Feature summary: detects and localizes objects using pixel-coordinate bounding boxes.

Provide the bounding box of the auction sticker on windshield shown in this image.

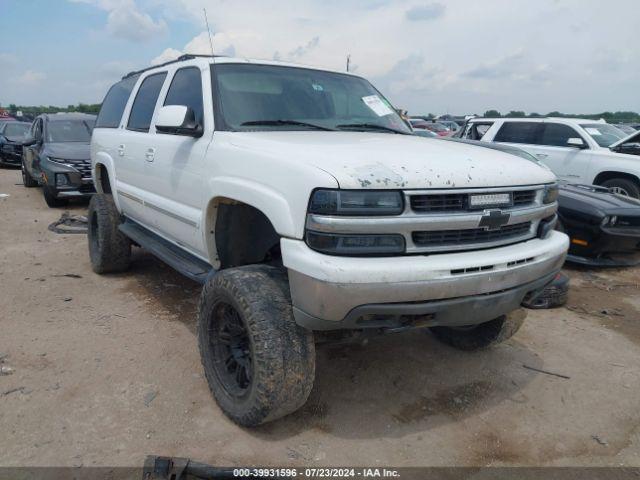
[362,95,394,116]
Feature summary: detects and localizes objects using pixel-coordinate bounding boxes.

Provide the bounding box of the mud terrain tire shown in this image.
[198,265,315,427]
[87,193,131,273]
[430,309,527,351]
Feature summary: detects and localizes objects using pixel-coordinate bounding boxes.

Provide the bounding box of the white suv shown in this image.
[460,117,640,197]
[89,54,568,426]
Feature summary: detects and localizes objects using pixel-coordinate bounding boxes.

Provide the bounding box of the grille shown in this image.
[616,216,640,228]
[410,190,537,213]
[513,190,537,206]
[412,222,532,247]
[63,158,92,178]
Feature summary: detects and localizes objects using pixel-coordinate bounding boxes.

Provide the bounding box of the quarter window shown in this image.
[96,75,139,128]
[163,67,204,127]
[127,72,167,132]
[540,123,582,147]
[494,122,542,144]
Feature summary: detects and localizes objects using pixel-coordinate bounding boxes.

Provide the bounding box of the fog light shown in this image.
[56,174,69,187]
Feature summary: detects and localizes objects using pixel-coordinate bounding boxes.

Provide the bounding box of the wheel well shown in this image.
[593,171,640,187]
[95,164,112,194]
[210,199,281,269]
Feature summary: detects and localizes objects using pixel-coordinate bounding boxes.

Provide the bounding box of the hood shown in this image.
[43,142,90,161]
[226,131,556,189]
[610,130,640,150]
[559,183,640,212]
[4,134,27,143]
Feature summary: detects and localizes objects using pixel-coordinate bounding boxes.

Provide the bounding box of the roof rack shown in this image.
[122,54,223,80]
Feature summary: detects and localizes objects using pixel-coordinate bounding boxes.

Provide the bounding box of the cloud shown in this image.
[12,70,47,86]
[71,0,167,41]
[288,36,320,59]
[405,3,445,21]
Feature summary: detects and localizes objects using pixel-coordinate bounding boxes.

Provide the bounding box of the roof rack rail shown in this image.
[122,54,223,80]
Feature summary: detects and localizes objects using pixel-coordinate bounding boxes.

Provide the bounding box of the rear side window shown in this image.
[163,67,204,127]
[127,72,167,132]
[95,75,139,128]
[494,122,542,144]
[540,123,582,147]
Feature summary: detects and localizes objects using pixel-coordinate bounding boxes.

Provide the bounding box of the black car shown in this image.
[442,137,640,266]
[0,121,30,166]
[22,113,96,207]
[556,184,640,266]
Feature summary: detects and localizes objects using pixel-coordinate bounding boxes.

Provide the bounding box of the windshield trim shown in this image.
[210,62,409,134]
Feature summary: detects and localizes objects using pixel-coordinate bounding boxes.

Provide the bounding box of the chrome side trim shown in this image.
[119,190,143,204]
[117,189,198,228]
[146,201,198,228]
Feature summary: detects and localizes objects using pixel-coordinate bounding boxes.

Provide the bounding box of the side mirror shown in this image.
[567,137,586,149]
[155,105,203,137]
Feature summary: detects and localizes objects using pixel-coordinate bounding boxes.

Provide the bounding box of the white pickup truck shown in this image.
[89,54,568,426]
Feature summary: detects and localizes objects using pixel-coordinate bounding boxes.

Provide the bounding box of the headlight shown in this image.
[601,215,617,226]
[306,231,405,255]
[543,184,559,204]
[308,189,404,216]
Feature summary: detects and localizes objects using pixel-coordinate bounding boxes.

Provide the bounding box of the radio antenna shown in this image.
[203,8,214,56]
[346,54,351,72]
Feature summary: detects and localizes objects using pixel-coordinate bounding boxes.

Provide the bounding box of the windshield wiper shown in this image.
[240,120,336,131]
[336,123,410,135]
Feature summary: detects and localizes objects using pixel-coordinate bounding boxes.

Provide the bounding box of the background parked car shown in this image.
[411,120,451,136]
[443,136,640,267]
[461,117,640,198]
[614,124,638,135]
[0,121,30,167]
[413,128,438,138]
[22,113,96,207]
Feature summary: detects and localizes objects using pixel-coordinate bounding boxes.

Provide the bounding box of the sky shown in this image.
[0,0,638,115]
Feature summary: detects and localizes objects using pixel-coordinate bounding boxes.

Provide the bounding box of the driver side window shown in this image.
[540,123,583,147]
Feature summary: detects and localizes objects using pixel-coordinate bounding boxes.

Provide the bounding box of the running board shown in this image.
[119,219,214,284]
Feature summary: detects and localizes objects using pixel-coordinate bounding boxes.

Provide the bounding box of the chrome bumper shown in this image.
[282,231,569,329]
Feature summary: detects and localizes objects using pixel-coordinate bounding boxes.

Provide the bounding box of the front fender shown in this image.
[92,151,119,210]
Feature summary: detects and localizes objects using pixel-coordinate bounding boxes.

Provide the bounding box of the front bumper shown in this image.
[41,158,95,196]
[282,231,569,330]
[0,145,22,164]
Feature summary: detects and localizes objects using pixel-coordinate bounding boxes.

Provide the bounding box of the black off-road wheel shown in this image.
[601,178,640,199]
[87,193,131,273]
[430,309,527,351]
[21,161,38,188]
[43,186,69,208]
[198,265,315,427]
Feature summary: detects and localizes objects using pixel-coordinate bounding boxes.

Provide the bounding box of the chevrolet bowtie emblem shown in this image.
[479,209,510,231]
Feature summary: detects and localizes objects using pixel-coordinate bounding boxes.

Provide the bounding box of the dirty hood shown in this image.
[227,131,556,189]
[43,142,91,161]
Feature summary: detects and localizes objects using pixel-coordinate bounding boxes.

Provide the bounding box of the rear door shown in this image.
[535,122,591,182]
[145,65,211,257]
[119,71,168,224]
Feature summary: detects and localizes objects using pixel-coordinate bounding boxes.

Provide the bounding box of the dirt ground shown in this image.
[1,167,639,468]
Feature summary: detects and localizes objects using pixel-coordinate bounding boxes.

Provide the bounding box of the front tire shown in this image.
[43,186,69,208]
[87,193,131,273]
[601,178,640,198]
[21,161,38,188]
[198,265,315,427]
[430,309,527,351]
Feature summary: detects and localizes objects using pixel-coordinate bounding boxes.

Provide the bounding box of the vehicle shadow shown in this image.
[124,250,542,441]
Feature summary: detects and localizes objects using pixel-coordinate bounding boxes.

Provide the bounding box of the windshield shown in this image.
[3,123,29,137]
[580,123,627,147]
[46,120,94,143]
[212,63,411,134]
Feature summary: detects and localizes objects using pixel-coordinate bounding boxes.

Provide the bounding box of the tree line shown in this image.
[482,110,640,123]
[1,103,101,116]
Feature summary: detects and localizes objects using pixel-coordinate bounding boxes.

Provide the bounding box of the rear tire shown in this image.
[21,161,38,188]
[601,178,640,198]
[43,186,69,208]
[87,193,131,273]
[430,309,527,351]
[198,265,315,427]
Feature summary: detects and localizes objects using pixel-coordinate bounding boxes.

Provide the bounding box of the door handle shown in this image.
[535,153,548,159]
[145,148,156,162]
[117,144,125,157]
